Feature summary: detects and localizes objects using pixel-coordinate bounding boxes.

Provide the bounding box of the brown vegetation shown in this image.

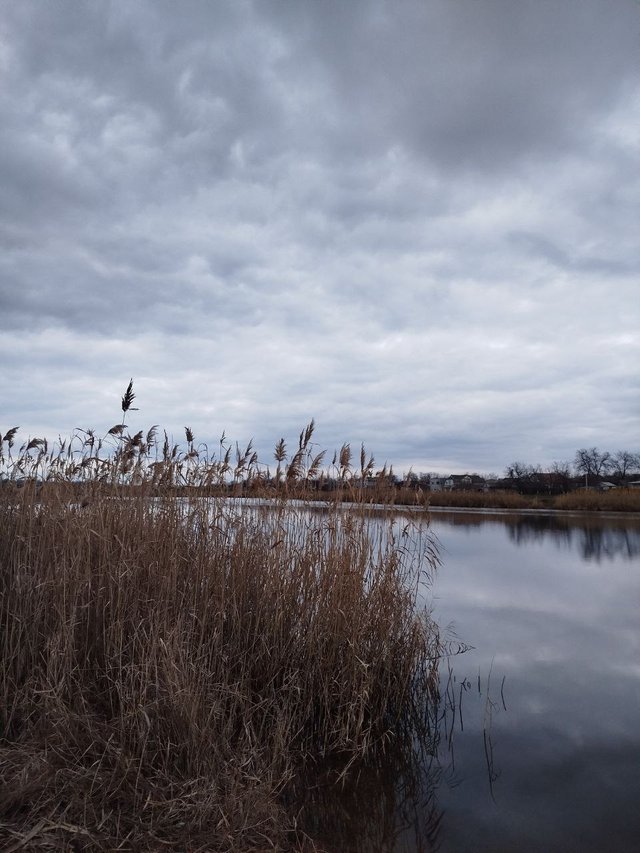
[424,488,640,513]
[553,488,640,513]
[425,490,530,510]
[0,393,442,851]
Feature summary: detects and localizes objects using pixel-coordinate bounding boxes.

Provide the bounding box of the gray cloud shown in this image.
[0,0,638,472]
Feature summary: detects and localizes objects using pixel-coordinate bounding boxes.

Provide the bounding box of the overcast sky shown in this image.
[1,0,638,475]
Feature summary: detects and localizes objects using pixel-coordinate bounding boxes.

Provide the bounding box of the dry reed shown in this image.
[425,490,530,510]
[553,488,640,513]
[0,387,442,851]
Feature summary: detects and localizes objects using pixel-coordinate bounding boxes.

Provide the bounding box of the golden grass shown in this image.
[425,490,531,510]
[0,400,442,851]
[336,487,640,514]
[553,488,640,513]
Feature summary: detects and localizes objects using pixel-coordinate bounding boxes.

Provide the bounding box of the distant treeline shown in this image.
[0,381,637,504]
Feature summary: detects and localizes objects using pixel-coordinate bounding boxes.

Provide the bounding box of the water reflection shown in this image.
[238,503,640,851]
[429,509,640,562]
[425,510,640,853]
[294,509,640,852]
[291,748,444,852]
[291,661,504,853]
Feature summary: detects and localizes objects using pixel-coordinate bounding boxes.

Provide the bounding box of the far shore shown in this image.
[424,504,640,519]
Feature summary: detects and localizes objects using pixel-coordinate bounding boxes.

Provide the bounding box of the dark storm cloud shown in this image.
[259,0,640,169]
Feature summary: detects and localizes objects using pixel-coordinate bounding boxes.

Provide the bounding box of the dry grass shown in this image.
[361,488,640,514]
[0,398,442,851]
[553,488,640,513]
[425,490,531,510]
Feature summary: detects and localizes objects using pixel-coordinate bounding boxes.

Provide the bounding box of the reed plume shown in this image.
[0,380,443,850]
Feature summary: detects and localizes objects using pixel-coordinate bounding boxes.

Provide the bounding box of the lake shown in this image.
[300,508,640,852]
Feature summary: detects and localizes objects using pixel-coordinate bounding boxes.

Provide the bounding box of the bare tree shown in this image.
[574,447,612,483]
[551,460,573,493]
[504,461,542,494]
[505,461,531,481]
[609,450,640,479]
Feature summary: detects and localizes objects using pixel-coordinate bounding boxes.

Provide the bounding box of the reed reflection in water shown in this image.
[290,659,502,853]
[291,508,640,853]
[425,510,640,853]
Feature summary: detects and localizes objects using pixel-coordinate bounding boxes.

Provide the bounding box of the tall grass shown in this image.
[425,490,530,510]
[0,392,442,850]
[553,488,640,513]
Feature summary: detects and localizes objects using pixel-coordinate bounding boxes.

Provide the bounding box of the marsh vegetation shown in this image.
[0,385,443,851]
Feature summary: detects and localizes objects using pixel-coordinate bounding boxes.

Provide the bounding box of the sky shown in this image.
[1,0,638,475]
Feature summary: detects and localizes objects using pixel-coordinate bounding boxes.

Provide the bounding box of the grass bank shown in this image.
[290,484,640,514]
[424,488,640,513]
[552,488,640,513]
[333,487,640,513]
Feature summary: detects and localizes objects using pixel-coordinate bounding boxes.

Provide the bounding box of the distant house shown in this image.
[429,476,444,492]
[446,474,486,492]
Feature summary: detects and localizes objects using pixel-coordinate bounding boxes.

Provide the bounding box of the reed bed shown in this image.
[349,488,640,513]
[553,488,640,513]
[0,387,442,851]
[425,490,530,510]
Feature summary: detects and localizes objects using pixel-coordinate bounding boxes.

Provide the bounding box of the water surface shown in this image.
[426,510,640,853]
[304,509,640,852]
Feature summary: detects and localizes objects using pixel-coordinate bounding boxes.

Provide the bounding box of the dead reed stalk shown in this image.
[0,387,442,851]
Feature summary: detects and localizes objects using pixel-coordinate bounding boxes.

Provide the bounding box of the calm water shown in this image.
[303,509,640,853]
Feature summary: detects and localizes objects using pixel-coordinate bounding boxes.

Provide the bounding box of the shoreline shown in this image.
[228,496,640,521]
[425,504,640,519]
